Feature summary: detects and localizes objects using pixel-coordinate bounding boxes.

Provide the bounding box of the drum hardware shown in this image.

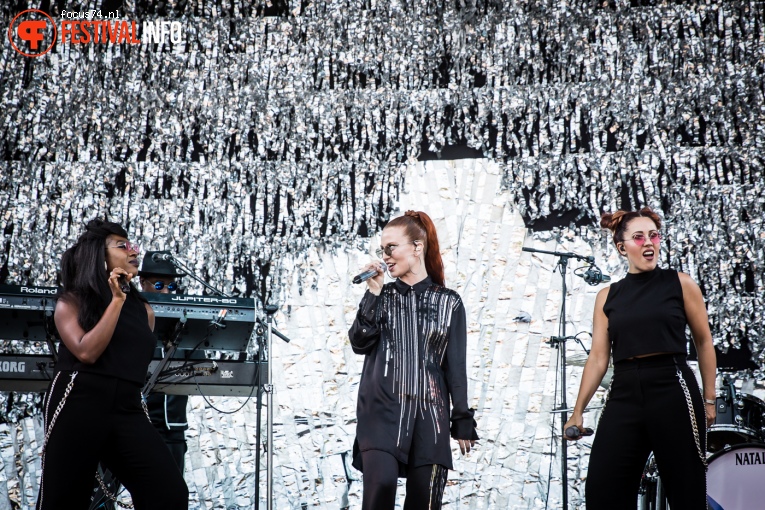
[641,375,765,509]
[706,375,765,453]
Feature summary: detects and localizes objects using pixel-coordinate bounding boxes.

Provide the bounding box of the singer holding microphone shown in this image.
[563,208,716,509]
[37,219,188,510]
[349,210,478,509]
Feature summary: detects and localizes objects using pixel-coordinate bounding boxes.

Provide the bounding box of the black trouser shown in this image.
[360,450,448,510]
[94,429,186,510]
[156,428,188,473]
[37,371,188,510]
[586,354,707,509]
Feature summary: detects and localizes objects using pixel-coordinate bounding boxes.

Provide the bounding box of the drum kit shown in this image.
[639,376,765,510]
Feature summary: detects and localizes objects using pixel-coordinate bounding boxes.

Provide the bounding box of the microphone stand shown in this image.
[264,304,279,510]
[522,247,592,509]
[159,254,291,509]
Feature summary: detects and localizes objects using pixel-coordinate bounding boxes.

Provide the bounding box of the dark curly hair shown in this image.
[58,219,146,331]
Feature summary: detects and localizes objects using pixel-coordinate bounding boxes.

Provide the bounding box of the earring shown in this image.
[104,261,108,271]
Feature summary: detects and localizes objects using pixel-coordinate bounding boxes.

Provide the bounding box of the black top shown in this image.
[603,267,688,363]
[349,277,478,473]
[56,295,156,385]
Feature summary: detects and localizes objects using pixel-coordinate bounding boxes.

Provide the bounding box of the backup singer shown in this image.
[564,208,717,509]
[37,220,188,510]
[349,210,478,510]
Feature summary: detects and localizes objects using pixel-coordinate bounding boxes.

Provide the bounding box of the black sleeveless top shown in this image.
[603,267,688,363]
[56,295,156,385]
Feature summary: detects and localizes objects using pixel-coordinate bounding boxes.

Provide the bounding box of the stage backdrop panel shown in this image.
[2,159,621,509]
[2,0,764,508]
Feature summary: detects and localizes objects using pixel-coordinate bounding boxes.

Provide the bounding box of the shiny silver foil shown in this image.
[1,0,763,508]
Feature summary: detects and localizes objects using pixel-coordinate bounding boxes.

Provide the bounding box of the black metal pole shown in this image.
[254,330,265,509]
[523,246,587,508]
[559,256,569,509]
[264,304,279,510]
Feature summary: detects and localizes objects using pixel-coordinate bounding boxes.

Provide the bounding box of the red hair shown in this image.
[385,210,445,286]
[600,207,662,247]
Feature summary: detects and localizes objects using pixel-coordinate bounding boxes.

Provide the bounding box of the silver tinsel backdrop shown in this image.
[1,0,764,507]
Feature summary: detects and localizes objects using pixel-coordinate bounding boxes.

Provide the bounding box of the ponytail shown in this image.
[385,210,446,286]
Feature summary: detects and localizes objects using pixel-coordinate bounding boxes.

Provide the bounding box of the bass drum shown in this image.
[707,392,765,452]
[707,443,765,509]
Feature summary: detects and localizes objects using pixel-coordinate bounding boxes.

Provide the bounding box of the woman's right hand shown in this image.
[563,412,584,441]
[107,267,131,301]
[363,262,385,295]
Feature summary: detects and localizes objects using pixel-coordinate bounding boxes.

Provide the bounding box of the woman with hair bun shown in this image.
[563,207,716,509]
[37,219,188,510]
[349,210,478,509]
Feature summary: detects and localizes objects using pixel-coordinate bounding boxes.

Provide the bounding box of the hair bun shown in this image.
[404,210,421,220]
[86,219,104,231]
[600,210,628,232]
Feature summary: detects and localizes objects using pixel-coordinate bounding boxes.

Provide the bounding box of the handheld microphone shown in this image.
[565,426,594,439]
[152,252,173,262]
[118,275,131,294]
[353,265,383,285]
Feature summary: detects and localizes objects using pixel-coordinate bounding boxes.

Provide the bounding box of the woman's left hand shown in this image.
[705,402,716,427]
[458,439,475,455]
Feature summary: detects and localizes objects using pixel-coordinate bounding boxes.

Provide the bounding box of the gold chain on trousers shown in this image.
[141,393,150,421]
[676,369,707,468]
[39,371,77,510]
[95,471,134,509]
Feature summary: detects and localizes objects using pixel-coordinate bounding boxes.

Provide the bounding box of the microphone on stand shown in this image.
[152,252,173,262]
[578,265,611,286]
[353,265,384,284]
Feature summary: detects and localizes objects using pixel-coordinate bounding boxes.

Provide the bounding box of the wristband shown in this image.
[703,398,716,405]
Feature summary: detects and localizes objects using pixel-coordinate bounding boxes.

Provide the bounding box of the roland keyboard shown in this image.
[0,284,258,352]
[0,285,57,341]
[0,354,265,396]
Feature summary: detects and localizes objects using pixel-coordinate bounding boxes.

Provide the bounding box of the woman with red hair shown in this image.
[564,207,716,509]
[349,210,478,509]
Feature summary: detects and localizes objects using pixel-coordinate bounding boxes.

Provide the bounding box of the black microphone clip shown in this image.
[580,265,611,286]
[152,252,173,262]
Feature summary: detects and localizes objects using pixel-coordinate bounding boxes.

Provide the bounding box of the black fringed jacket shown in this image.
[349,276,478,473]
